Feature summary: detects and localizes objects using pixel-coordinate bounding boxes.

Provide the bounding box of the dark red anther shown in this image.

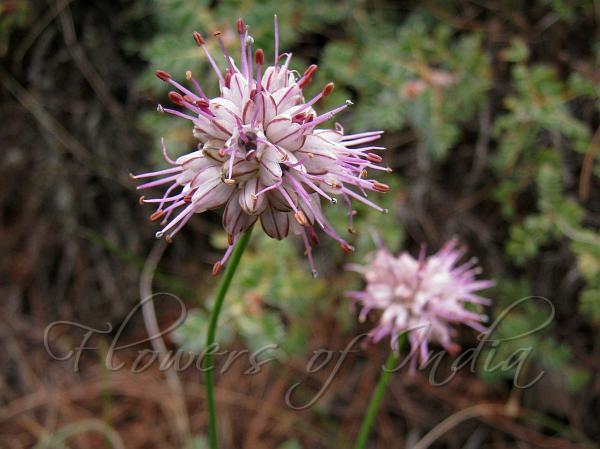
[168,91,184,105]
[196,98,210,108]
[150,210,166,222]
[155,70,171,82]
[212,261,222,276]
[367,153,383,163]
[250,88,257,100]
[183,95,199,105]
[322,82,334,97]
[192,31,205,46]
[183,193,193,203]
[372,181,390,193]
[255,49,264,65]
[236,18,245,35]
[304,64,318,79]
[305,113,315,122]
[224,69,232,88]
[213,31,222,37]
[298,65,317,89]
[298,76,312,89]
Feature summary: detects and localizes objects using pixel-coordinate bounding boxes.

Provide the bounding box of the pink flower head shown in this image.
[132,16,389,276]
[348,240,494,365]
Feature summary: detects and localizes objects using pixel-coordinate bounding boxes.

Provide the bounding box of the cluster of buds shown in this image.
[132,16,389,276]
[347,240,494,365]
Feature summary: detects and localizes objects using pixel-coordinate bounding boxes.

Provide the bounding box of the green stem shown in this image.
[354,335,406,449]
[204,229,253,449]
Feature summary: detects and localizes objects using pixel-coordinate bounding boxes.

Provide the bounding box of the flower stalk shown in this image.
[354,334,406,449]
[203,227,253,449]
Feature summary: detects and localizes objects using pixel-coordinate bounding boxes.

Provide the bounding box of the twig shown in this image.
[12,0,75,73]
[140,240,192,445]
[0,66,91,164]
[411,403,513,449]
[32,419,125,449]
[53,0,126,120]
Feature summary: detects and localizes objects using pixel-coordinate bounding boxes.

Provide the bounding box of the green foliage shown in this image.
[493,59,600,327]
[320,14,490,159]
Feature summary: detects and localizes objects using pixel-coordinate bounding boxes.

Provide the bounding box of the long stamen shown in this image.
[342,187,388,213]
[185,70,208,99]
[294,82,334,114]
[155,70,201,101]
[252,178,283,198]
[246,35,253,86]
[276,185,298,213]
[161,138,178,165]
[251,49,264,126]
[301,100,353,130]
[301,229,318,278]
[214,31,235,73]
[286,175,326,229]
[341,130,383,141]
[237,18,248,77]
[342,135,384,146]
[161,106,203,123]
[157,203,196,237]
[282,52,292,71]
[130,166,182,179]
[255,49,264,91]
[226,147,237,182]
[166,210,194,239]
[193,31,224,82]
[137,173,181,190]
[274,15,280,66]
[342,193,355,232]
[291,170,336,203]
[274,100,353,146]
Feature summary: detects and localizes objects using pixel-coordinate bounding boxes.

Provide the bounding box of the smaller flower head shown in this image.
[348,240,494,365]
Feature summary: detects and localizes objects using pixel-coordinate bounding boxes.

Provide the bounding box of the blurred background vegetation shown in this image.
[1,0,599,448]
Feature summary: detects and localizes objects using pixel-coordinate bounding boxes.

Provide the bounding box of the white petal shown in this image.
[265,115,305,151]
[314,128,343,142]
[260,204,290,240]
[221,73,248,107]
[258,146,283,186]
[223,192,257,235]
[192,176,234,210]
[239,177,267,215]
[296,135,338,174]
[189,165,221,189]
[231,159,259,182]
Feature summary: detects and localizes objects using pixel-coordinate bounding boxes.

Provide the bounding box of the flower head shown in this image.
[132,16,389,276]
[348,240,494,364]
